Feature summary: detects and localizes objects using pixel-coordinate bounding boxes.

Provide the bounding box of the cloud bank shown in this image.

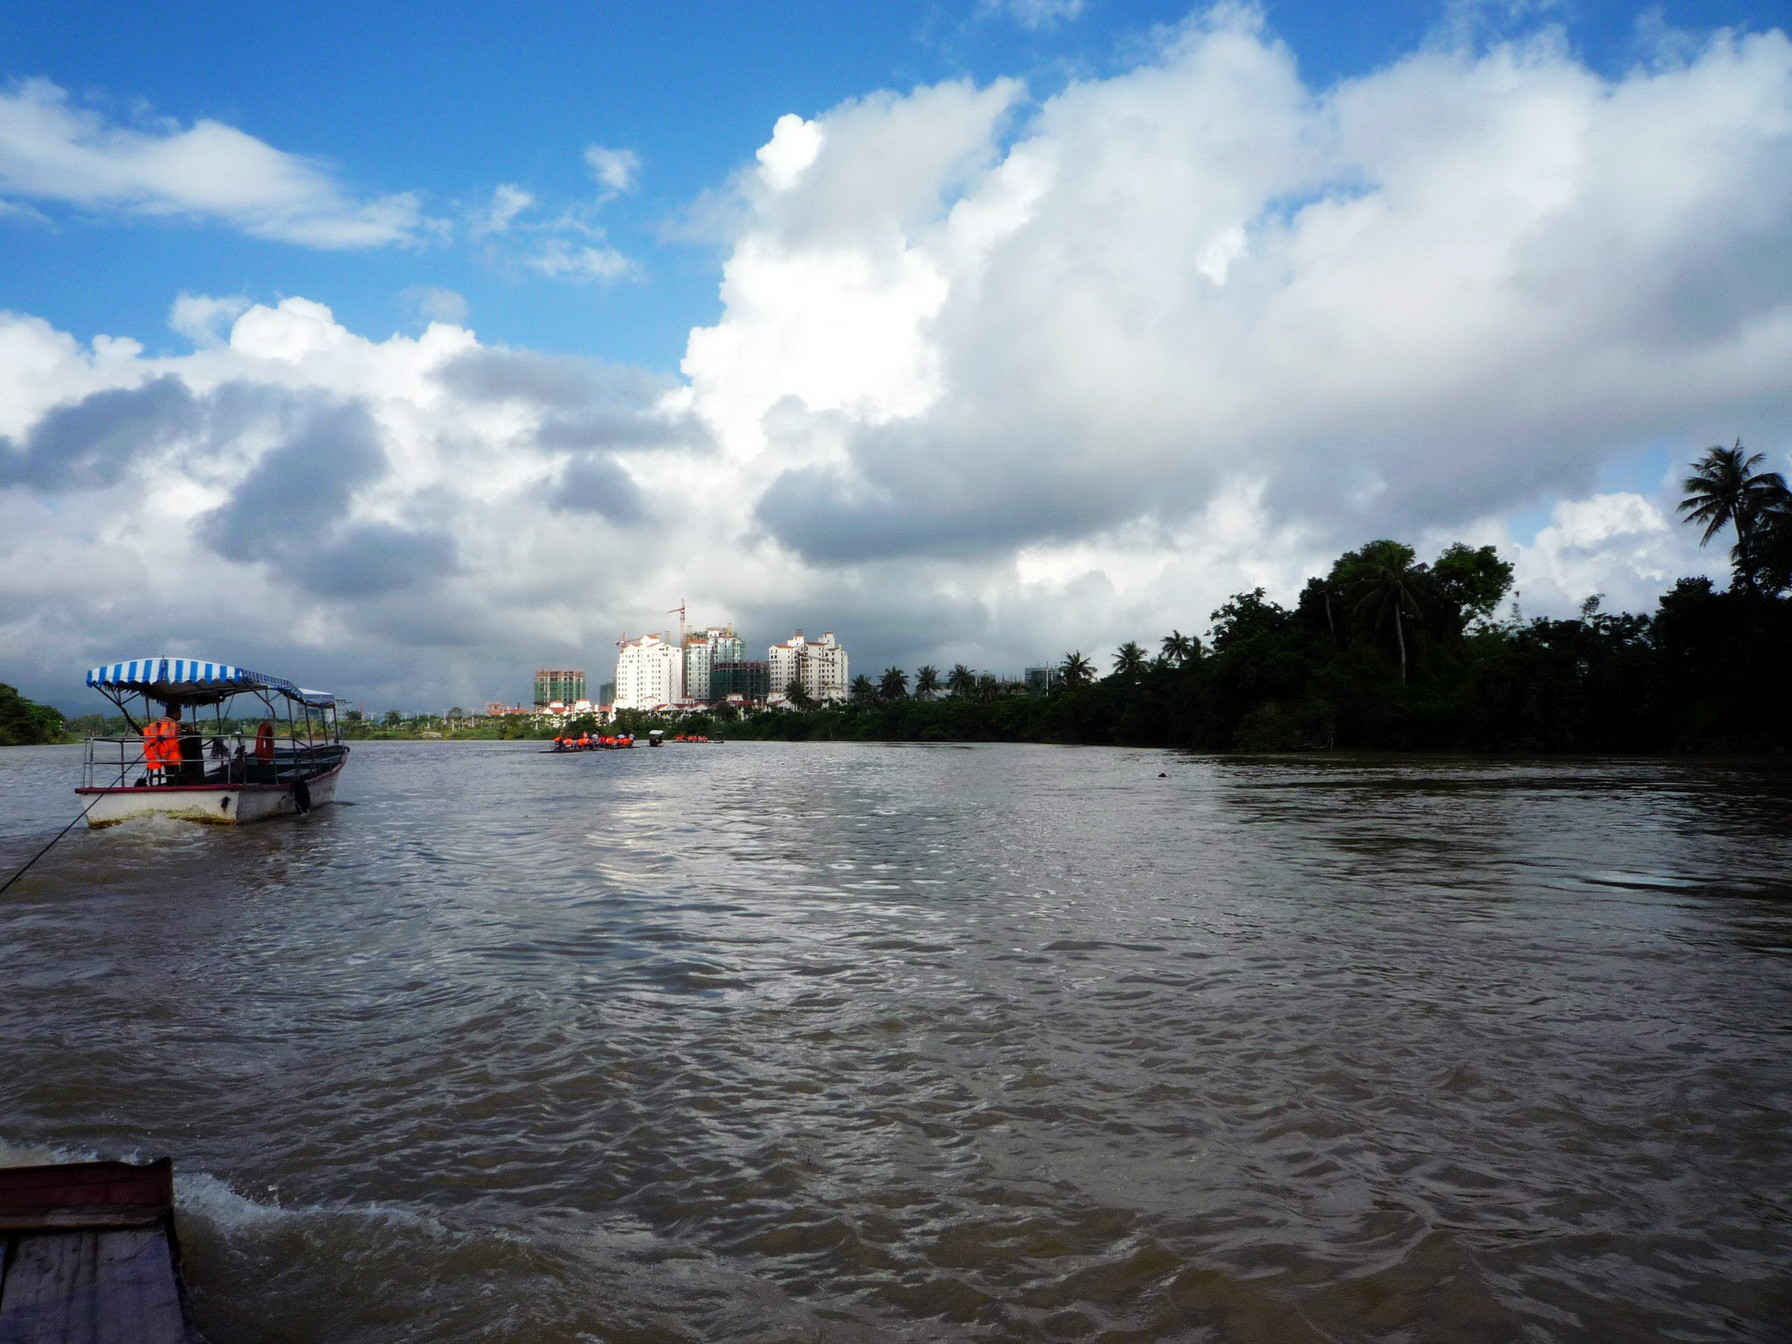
[3,9,1789,707]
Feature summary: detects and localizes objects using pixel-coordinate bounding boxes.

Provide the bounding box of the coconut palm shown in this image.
[946,663,977,697]
[878,667,909,701]
[1160,630,1197,665]
[1340,540,1432,684]
[1058,651,1094,687]
[1679,440,1790,594]
[1751,491,1792,595]
[1112,641,1147,679]
[785,679,817,711]
[975,673,1000,701]
[914,665,941,700]
[850,674,878,705]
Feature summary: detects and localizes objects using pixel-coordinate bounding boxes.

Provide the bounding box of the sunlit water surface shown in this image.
[2,740,1789,1343]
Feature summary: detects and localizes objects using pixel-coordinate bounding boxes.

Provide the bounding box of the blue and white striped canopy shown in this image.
[85,658,334,707]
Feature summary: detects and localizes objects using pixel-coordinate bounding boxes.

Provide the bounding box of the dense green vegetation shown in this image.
[731,444,1792,753]
[0,683,65,746]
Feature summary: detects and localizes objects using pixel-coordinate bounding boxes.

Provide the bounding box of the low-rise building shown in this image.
[769,631,849,704]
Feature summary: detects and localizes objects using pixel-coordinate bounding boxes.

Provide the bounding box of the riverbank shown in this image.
[735,579,1792,753]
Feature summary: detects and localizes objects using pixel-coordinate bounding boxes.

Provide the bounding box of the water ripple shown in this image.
[1,741,1790,1340]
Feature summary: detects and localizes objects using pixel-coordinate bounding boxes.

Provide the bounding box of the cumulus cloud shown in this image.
[169,292,251,347]
[0,376,198,491]
[676,8,1792,654]
[1507,491,1723,615]
[6,8,1792,708]
[0,77,429,247]
[0,299,704,708]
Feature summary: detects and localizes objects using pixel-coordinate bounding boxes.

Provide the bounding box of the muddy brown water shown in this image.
[2,740,1789,1342]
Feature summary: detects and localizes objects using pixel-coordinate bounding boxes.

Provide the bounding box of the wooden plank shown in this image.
[0,1164,172,1233]
[0,1210,165,1235]
[0,1228,191,1344]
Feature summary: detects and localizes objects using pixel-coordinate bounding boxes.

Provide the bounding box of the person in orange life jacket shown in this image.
[142,707,179,783]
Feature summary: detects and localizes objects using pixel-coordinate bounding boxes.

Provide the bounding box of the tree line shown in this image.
[732,442,1792,752]
[5,443,1788,753]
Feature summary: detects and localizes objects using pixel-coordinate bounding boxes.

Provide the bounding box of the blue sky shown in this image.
[2,0,1790,710]
[6,0,1784,369]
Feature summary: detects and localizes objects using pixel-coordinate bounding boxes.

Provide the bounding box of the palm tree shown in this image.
[914,665,941,700]
[850,674,878,705]
[1160,631,1197,665]
[974,673,1000,701]
[1341,540,1432,684]
[784,678,817,711]
[1058,652,1094,687]
[1679,440,1789,594]
[1111,641,1147,679]
[946,664,977,697]
[878,667,909,701]
[1751,489,1792,595]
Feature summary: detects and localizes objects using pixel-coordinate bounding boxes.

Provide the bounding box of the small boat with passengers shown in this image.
[76,657,348,827]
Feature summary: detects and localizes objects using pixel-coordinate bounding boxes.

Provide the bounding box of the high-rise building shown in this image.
[534,668,585,707]
[683,626,746,703]
[1024,666,1061,695]
[613,635,683,710]
[710,661,771,703]
[769,631,849,704]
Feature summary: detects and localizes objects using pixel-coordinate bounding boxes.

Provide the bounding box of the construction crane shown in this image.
[667,600,687,645]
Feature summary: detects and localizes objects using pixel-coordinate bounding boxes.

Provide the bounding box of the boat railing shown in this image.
[82,735,347,789]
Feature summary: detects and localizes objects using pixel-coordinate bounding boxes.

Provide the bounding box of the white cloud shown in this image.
[0,78,429,248]
[169,292,250,347]
[7,11,1792,709]
[754,115,825,191]
[401,286,470,325]
[525,239,635,283]
[0,299,704,708]
[584,145,641,194]
[1508,492,1723,615]
[981,0,1086,30]
[678,9,1792,647]
[474,182,535,235]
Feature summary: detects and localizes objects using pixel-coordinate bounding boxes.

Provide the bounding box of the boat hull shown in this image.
[78,757,346,828]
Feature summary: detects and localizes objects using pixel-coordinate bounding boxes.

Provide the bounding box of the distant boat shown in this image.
[76,657,349,827]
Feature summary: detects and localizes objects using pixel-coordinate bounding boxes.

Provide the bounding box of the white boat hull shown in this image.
[79,759,345,828]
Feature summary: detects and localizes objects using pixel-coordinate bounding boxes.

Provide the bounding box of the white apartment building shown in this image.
[769,631,849,705]
[683,626,746,704]
[613,634,684,710]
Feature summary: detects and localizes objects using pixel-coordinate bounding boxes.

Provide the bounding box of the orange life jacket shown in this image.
[255,721,275,759]
[143,718,178,766]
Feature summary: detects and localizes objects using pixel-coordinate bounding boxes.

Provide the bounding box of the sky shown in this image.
[2,0,1790,712]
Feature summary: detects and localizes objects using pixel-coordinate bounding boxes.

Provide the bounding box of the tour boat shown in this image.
[76,657,349,827]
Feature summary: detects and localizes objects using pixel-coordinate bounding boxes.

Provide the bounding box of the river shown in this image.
[1,740,1789,1342]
